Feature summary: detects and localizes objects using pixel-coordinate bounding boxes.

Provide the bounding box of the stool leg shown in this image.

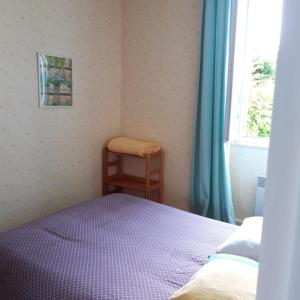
[117,154,123,193]
[145,154,151,199]
[159,151,164,203]
[102,148,109,195]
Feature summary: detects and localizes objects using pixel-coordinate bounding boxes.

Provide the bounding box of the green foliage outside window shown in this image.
[246,57,275,137]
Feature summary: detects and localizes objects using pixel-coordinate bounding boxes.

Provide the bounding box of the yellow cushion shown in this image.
[170,255,258,300]
[107,136,160,157]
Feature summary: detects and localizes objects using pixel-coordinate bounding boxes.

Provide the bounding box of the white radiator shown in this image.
[255,176,266,216]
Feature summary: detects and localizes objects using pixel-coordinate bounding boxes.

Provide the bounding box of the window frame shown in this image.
[224,0,238,142]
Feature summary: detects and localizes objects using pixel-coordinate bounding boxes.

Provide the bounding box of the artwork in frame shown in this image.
[38,53,72,107]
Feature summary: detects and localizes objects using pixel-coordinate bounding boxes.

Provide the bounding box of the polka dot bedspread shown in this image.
[0,194,236,299]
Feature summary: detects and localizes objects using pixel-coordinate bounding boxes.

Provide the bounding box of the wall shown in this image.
[122,0,202,210]
[0,0,268,231]
[0,0,122,232]
[229,144,269,222]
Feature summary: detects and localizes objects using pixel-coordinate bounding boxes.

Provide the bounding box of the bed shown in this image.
[0,194,236,299]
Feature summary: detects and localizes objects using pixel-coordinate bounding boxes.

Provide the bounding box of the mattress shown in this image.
[0,194,236,299]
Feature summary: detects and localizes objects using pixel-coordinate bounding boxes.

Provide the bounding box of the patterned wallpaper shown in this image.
[0,0,122,232]
[122,0,202,210]
[0,0,267,231]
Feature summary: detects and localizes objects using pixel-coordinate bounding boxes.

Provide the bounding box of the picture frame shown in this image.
[37,53,73,107]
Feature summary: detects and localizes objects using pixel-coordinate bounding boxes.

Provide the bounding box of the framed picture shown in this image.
[37,53,72,107]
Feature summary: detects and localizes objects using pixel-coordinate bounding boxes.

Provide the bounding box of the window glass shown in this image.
[229,0,283,143]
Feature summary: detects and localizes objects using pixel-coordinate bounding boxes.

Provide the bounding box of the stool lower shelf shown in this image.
[107,174,159,192]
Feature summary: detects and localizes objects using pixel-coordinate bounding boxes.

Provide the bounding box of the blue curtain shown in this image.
[190,0,235,223]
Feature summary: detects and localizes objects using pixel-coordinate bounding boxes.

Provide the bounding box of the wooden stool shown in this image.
[102,148,164,203]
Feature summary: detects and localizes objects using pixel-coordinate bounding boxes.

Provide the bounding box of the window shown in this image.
[227,0,283,147]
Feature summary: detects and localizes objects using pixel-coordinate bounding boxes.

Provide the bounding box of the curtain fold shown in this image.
[190,0,235,224]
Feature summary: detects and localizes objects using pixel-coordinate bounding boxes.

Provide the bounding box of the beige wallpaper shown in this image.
[0,0,264,231]
[122,0,202,210]
[0,0,122,232]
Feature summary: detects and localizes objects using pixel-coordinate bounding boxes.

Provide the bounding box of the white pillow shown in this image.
[216,217,263,261]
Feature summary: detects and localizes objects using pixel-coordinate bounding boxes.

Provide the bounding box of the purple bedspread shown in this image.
[0,194,236,299]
